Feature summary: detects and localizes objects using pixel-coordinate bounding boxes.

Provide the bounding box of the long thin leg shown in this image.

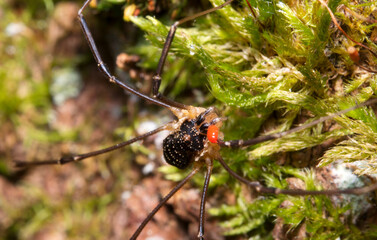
[218,156,377,196]
[244,0,265,28]
[78,0,172,109]
[14,125,167,168]
[218,98,377,148]
[152,0,236,109]
[130,165,201,240]
[198,159,213,240]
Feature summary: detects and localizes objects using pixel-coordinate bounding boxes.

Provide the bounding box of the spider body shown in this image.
[164,106,222,169]
[163,119,206,169]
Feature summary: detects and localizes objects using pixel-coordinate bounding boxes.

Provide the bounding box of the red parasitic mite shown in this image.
[207,125,219,144]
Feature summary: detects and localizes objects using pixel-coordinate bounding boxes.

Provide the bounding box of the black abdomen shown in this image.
[163,120,206,169]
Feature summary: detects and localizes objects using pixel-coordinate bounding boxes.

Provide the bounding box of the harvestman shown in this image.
[14,0,377,239]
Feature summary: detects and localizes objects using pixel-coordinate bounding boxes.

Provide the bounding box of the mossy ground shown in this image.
[1,0,377,239]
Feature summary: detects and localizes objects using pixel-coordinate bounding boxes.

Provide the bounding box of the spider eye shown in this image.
[207,125,218,143]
